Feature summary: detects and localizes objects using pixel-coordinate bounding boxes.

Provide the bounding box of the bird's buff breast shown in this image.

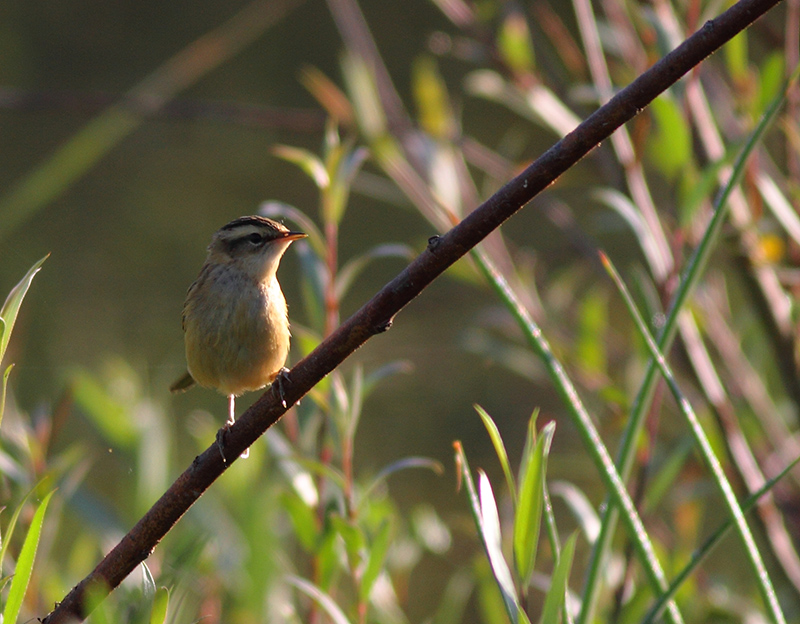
[183,268,290,396]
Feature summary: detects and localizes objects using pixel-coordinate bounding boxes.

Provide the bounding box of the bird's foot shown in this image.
[216,425,230,464]
[272,367,291,409]
[215,424,250,462]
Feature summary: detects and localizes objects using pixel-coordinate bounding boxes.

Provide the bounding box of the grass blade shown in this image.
[479,471,528,623]
[149,586,170,624]
[476,405,517,502]
[0,363,12,428]
[642,452,800,623]
[2,490,54,624]
[454,442,530,624]
[601,252,786,624]
[471,248,683,624]
[0,255,48,364]
[0,480,48,572]
[582,68,797,624]
[514,420,554,588]
[540,531,578,624]
[359,520,392,601]
[287,575,353,624]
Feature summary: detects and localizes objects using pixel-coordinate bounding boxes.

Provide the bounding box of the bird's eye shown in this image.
[245,233,263,245]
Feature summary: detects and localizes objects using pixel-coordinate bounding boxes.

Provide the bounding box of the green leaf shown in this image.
[513,420,554,587]
[412,504,452,554]
[0,254,48,365]
[601,251,786,624]
[724,24,748,83]
[412,55,455,139]
[643,452,800,624]
[330,515,365,565]
[471,248,683,624]
[3,490,54,624]
[296,243,327,332]
[757,53,785,113]
[344,365,364,445]
[475,404,517,502]
[325,139,369,225]
[497,11,535,74]
[334,244,414,302]
[576,287,608,377]
[82,580,113,624]
[0,480,47,572]
[647,95,692,179]
[362,360,414,399]
[550,481,600,544]
[359,519,392,601]
[479,471,529,624]
[141,561,156,601]
[0,363,13,428]
[475,558,515,624]
[362,456,443,502]
[315,530,340,591]
[272,145,329,189]
[455,442,529,624]
[341,51,387,140]
[593,188,669,286]
[287,575,353,624]
[149,586,170,624]
[280,491,319,552]
[642,438,693,512]
[540,531,577,624]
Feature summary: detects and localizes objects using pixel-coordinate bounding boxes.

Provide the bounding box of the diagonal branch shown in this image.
[41,0,784,621]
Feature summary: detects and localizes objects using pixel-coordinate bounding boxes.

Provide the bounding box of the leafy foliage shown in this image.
[1,1,799,623]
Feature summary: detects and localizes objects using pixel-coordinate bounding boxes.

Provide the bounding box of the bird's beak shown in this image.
[284,231,308,241]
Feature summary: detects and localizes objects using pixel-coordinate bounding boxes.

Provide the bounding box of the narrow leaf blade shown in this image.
[287,575,352,624]
[3,490,54,624]
[479,471,525,624]
[0,363,13,428]
[0,255,48,364]
[540,531,578,624]
[149,586,170,624]
[514,421,554,586]
[360,520,392,601]
[476,405,517,501]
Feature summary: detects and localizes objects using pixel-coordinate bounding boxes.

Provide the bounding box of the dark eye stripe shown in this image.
[222,231,266,254]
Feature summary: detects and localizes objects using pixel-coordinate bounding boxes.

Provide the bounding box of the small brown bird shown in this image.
[171,215,306,457]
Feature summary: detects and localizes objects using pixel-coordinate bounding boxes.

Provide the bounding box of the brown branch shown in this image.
[41,0,784,621]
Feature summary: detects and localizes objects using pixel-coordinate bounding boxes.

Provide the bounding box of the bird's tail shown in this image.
[170,371,196,393]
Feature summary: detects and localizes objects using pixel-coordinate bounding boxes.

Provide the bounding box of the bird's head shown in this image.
[208,215,307,281]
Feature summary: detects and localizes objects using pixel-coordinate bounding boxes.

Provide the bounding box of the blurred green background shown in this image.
[0,0,573,484]
[2,0,798,622]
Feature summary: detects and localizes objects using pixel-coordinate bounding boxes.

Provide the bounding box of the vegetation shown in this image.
[1,0,799,622]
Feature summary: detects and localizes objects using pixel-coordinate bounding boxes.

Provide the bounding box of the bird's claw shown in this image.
[216,426,229,464]
[216,423,249,463]
[273,367,291,408]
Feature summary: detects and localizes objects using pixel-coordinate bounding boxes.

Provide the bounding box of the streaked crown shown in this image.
[209,216,306,258]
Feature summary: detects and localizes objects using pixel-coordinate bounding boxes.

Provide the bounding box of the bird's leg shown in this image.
[272,367,291,408]
[216,395,249,462]
[227,394,236,426]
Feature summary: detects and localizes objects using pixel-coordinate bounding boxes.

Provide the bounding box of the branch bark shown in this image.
[42,0,784,620]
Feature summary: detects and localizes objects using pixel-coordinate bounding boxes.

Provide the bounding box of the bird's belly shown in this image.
[184,280,289,396]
